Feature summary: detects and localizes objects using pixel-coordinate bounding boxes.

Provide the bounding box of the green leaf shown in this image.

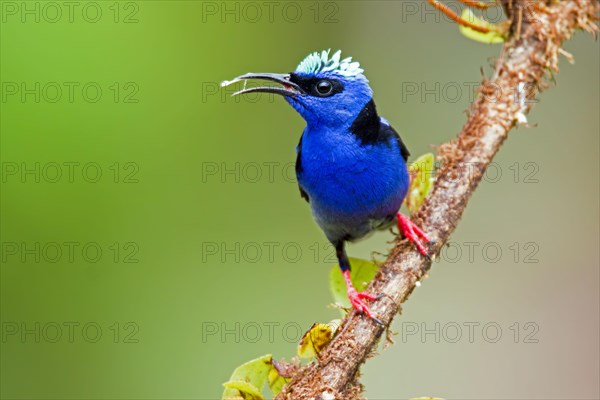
[223,354,291,399]
[222,354,272,400]
[267,365,288,396]
[405,153,436,214]
[330,258,378,313]
[459,9,505,44]
[223,381,263,400]
[297,321,339,359]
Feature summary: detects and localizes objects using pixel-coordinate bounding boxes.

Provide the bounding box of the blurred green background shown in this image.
[1,1,598,399]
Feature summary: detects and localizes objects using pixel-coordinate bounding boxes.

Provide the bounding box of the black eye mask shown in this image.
[289,74,344,97]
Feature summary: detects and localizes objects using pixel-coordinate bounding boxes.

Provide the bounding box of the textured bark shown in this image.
[276,1,598,399]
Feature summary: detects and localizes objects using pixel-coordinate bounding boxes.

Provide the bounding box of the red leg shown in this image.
[343,270,382,325]
[396,213,431,256]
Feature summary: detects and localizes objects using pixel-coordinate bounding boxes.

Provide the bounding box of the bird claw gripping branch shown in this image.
[396,213,431,256]
[343,270,384,325]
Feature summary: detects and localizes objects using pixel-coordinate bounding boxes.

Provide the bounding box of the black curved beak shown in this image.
[221,73,304,97]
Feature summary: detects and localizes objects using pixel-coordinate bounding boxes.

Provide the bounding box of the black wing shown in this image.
[295,134,309,203]
[349,99,410,162]
[383,123,410,162]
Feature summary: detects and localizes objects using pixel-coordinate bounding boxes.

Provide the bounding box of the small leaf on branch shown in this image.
[268,365,289,396]
[459,9,505,44]
[297,321,340,359]
[405,153,436,214]
[223,354,286,400]
[223,380,263,400]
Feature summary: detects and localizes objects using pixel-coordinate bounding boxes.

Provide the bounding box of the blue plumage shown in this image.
[296,115,409,244]
[223,49,429,323]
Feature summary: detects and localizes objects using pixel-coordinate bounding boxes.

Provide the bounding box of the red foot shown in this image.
[396,213,431,256]
[343,270,382,325]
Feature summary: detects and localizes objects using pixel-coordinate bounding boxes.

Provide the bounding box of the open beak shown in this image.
[221,73,304,97]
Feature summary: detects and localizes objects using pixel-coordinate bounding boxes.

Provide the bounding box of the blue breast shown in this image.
[296,118,409,243]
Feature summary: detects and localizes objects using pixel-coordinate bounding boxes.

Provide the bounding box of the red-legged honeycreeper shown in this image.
[222,50,431,324]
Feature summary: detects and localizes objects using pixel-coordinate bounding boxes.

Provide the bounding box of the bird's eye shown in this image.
[316,80,333,96]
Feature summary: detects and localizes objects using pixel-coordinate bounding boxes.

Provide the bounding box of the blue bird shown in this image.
[223,50,430,323]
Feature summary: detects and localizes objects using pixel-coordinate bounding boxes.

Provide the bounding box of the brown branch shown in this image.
[277,1,599,399]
